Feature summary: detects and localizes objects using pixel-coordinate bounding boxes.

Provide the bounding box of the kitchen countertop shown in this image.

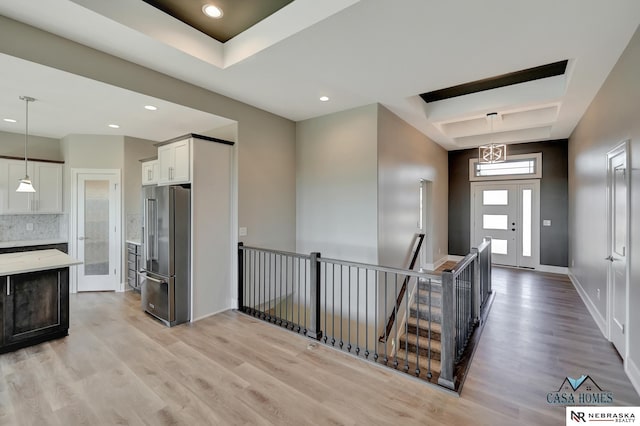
[0,239,68,249]
[0,249,82,275]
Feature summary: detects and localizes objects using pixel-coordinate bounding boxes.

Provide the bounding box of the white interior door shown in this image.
[471,180,540,268]
[75,171,121,292]
[607,145,628,357]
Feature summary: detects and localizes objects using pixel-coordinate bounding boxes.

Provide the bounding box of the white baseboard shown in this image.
[568,271,607,338]
[448,255,464,262]
[626,357,640,398]
[192,307,230,323]
[537,265,568,275]
[423,256,449,271]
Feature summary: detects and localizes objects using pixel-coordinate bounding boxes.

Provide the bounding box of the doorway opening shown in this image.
[419,179,437,269]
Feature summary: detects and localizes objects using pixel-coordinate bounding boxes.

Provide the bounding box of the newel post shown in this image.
[237,242,244,311]
[471,247,480,323]
[438,269,456,390]
[307,252,323,340]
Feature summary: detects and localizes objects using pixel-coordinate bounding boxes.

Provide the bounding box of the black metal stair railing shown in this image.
[237,238,492,392]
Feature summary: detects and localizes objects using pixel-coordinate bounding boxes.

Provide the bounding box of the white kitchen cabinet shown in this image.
[0,159,63,214]
[141,159,159,186]
[157,139,190,185]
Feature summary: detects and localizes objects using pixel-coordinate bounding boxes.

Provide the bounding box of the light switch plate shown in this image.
[26,223,33,231]
[239,227,247,236]
[543,220,551,227]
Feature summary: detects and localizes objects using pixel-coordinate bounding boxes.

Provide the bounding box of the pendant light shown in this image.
[478,112,507,164]
[16,96,36,193]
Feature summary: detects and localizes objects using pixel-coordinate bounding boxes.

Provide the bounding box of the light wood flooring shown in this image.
[0,267,638,425]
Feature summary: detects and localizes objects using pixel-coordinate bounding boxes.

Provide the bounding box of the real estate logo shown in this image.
[547,374,614,405]
[565,406,638,424]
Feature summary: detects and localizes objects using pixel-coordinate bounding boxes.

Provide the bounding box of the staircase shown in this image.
[394,277,443,381]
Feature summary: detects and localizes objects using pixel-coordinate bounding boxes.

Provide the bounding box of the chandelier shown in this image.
[478,112,507,164]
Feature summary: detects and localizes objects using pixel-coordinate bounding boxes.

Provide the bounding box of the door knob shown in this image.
[605,255,617,262]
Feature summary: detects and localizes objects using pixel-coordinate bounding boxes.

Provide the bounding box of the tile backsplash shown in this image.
[126,214,142,243]
[0,214,63,241]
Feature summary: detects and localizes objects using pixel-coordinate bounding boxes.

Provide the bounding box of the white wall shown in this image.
[296,104,379,263]
[0,130,62,161]
[569,25,640,393]
[377,104,448,269]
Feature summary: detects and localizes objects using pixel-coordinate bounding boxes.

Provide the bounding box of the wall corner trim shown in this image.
[568,270,607,338]
[626,357,640,399]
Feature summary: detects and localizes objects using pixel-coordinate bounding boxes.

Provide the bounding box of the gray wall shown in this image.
[296,104,379,263]
[0,130,61,161]
[377,104,448,269]
[0,15,296,252]
[569,25,640,379]
[448,140,568,267]
[123,136,157,242]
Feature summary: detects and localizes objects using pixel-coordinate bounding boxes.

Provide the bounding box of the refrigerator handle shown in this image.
[143,198,150,265]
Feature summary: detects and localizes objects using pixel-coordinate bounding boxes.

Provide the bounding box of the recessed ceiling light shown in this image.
[108,124,120,129]
[319,96,330,102]
[144,105,158,111]
[3,118,17,123]
[202,4,223,18]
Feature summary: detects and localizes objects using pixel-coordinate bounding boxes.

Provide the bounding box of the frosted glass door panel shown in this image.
[483,214,508,230]
[522,189,532,257]
[491,239,508,255]
[483,190,508,205]
[84,180,110,276]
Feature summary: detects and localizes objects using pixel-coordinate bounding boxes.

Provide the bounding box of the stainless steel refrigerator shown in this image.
[140,185,190,327]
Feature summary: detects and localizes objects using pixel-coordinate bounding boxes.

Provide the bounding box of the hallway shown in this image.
[0,268,637,425]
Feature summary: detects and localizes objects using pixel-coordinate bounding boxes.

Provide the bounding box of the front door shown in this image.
[471,180,540,268]
[75,171,121,292]
[607,144,628,357]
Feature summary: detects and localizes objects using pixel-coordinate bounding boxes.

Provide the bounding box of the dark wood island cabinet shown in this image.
[0,249,80,354]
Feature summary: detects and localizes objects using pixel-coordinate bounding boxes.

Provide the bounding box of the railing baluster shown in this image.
[383,272,388,365]
[356,267,360,356]
[427,276,432,379]
[324,263,328,343]
[339,265,344,349]
[393,273,398,369]
[404,274,409,373]
[332,264,335,346]
[307,252,322,340]
[365,269,369,358]
[374,271,378,361]
[347,266,352,352]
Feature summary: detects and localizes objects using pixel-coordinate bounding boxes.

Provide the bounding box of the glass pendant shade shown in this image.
[16,96,36,193]
[16,178,36,193]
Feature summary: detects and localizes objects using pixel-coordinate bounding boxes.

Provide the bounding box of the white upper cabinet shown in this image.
[157,139,190,186]
[34,162,63,213]
[0,159,63,214]
[141,159,159,186]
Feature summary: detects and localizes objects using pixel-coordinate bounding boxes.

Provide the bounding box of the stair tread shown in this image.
[393,349,441,374]
[410,303,442,315]
[399,333,442,352]
[406,316,441,333]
